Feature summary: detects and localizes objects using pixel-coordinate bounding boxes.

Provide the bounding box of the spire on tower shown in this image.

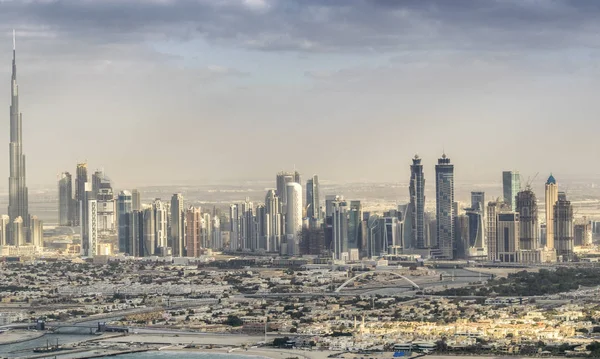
[12,29,15,51]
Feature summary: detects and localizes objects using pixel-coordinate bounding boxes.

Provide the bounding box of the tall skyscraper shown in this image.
[306,175,320,220]
[80,183,98,257]
[265,190,282,252]
[7,32,29,234]
[240,199,255,250]
[544,174,558,250]
[170,193,185,257]
[516,189,539,250]
[331,198,349,261]
[74,162,88,226]
[58,172,73,226]
[486,200,509,261]
[212,215,222,249]
[471,192,485,213]
[409,155,426,249]
[91,170,103,198]
[229,204,240,251]
[153,199,168,250]
[186,206,202,257]
[435,154,454,259]
[0,215,9,246]
[132,189,142,211]
[285,182,302,256]
[141,207,156,256]
[276,171,300,212]
[96,177,115,232]
[348,200,362,251]
[554,192,574,260]
[502,171,521,211]
[117,191,132,254]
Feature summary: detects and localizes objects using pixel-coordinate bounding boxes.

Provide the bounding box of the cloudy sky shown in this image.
[0,0,599,188]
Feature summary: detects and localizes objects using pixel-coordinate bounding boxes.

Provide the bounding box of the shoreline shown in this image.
[0,330,45,346]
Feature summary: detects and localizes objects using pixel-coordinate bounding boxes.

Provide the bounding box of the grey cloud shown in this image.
[2,0,600,53]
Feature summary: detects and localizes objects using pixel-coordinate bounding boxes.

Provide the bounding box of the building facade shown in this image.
[58,172,73,226]
[410,155,427,249]
[544,174,558,250]
[502,171,521,211]
[435,154,454,259]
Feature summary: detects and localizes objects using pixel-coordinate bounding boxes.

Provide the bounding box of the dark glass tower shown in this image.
[435,154,454,259]
[409,155,426,248]
[8,31,29,229]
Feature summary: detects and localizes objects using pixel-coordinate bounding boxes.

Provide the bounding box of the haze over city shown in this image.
[1,0,600,187]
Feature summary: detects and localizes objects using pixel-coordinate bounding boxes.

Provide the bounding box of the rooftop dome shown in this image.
[546,174,556,185]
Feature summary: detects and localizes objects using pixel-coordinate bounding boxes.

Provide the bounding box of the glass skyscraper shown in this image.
[409,155,426,248]
[502,171,521,211]
[435,154,454,259]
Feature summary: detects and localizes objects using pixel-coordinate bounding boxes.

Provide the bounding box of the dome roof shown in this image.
[546,174,556,185]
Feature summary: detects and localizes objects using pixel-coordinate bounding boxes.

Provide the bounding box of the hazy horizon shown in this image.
[1,1,600,188]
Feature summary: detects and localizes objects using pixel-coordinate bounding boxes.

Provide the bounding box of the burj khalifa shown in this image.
[8,30,29,229]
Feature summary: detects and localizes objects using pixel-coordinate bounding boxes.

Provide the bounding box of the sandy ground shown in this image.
[100,332,267,346]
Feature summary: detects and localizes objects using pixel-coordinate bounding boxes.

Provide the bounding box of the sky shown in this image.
[0,0,600,188]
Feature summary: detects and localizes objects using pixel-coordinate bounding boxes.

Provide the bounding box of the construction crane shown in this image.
[522,172,539,190]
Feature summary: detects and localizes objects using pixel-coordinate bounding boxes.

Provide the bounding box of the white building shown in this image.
[285,182,302,256]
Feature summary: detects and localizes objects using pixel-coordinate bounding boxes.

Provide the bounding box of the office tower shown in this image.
[8,33,29,236]
[497,212,520,262]
[306,175,320,220]
[170,193,185,257]
[229,204,240,251]
[454,214,470,259]
[116,191,132,254]
[91,170,103,198]
[11,217,23,247]
[409,155,427,248]
[29,215,43,247]
[96,179,115,232]
[471,192,485,213]
[381,212,401,253]
[435,154,455,259]
[74,162,88,226]
[285,182,302,255]
[140,207,155,257]
[212,215,222,249]
[574,221,592,247]
[58,172,73,226]
[464,207,484,256]
[516,189,539,250]
[0,215,9,246]
[80,183,98,257]
[129,210,142,257]
[255,205,268,250]
[365,214,381,258]
[331,198,349,261]
[486,200,509,261]
[276,171,300,211]
[348,200,362,252]
[502,171,521,211]
[202,213,211,249]
[554,193,574,260]
[240,199,255,250]
[131,189,141,211]
[185,206,201,257]
[265,190,282,252]
[153,199,168,250]
[544,174,558,250]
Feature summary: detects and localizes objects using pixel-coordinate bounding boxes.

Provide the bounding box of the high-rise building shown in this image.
[502,171,521,211]
[91,170,103,199]
[153,199,168,250]
[141,207,155,256]
[80,183,98,257]
[435,154,454,259]
[186,206,202,257]
[11,217,23,247]
[348,200,362,252]
[74,162,88,226]
[409,155,427,249]
[265,190,282,252]
[331,198,349,261]
[117,190,132,254]
[306,175,320,220]
[574,221,592,247]
[544,174,558,250]
[129,210,142,257]
[0,215,9,246]
[255,205,268,250]
[240,199,255,250]
[7,32,29,237]
[58,172,73,226]
[486,200,509,261]
[276,171,300,212]
[471,192,485,213]
[132,189,141,211]
[212,215,222,249]
[554,192,574,260]
[516,189,539,250]
[497,212,520,262]
[229,204,240,251]
[170,193,185,257]
[29,215,43,247]
[96,178,115,232]
[285,182,302,256]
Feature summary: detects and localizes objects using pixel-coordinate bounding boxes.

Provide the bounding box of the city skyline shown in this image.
[1,2,600,186]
